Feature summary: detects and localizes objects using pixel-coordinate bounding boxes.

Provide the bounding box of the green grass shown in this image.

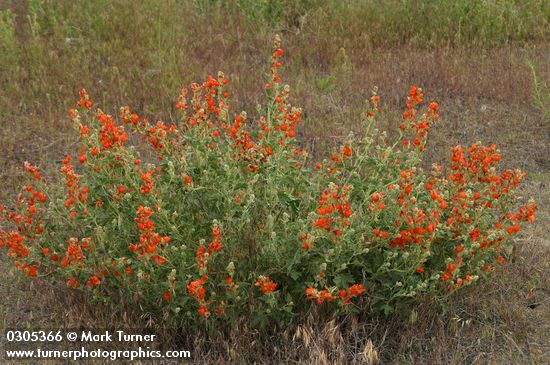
[208,0,550,47]
[0,0,549,122]
[529,61,550,117]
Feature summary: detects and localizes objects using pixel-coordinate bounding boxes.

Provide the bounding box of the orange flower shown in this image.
[255,276,277,294]
[301,241,313,250]
[87,275,101,288]
[347,284,365,297]
[27,265,37,278]
[67,277,80,288]
[197,306,209,318]
[306,287,318,299]
[341,145,352,157]
[187,279,206,300]
[319,290,335,303]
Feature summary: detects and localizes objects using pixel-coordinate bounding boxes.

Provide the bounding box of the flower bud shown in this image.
[227,262,235,276]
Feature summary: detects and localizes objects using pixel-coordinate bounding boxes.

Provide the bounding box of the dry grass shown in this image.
[0,0,549,363]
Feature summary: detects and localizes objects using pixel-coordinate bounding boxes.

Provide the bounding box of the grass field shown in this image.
[0,0,549,363]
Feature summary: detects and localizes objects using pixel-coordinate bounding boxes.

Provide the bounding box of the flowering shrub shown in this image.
[0,36,536,327]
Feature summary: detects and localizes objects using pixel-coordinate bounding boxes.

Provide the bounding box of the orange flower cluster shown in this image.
[87,274,101,288]
[187,279,208,317]
[270,87,302,141]
[59,157,88,219]
[0,230,28,259]
[512,201,537,223]
[138,170,154,195]
[312,184,352,238]
[270,35,284,85]
[97,112,128,150]
[181,72,228,129]
[23,161,42,181]
[0,163,50,279]
[255,276,278,294]
[174,87,188,111]
[386,169,441,249]
[306,284,365,304]
[366,91,382,118]
[369,192,386,211]
[76,88,93,109]
[400,86,439,151]
[60,237,90,268]
[120,106,140,126]
[67,277,80,288]
[196,226,223,274]
[329,144,354,166]
[143,120,178,157]
[129,206,170,264]
[188,225,224,318]
[229,113,258,171]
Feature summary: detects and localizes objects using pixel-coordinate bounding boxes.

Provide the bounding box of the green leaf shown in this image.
[290,271,301,281]
[334,273,354,288]
[382,304,393,315]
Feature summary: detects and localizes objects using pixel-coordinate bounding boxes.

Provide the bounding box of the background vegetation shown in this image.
[0,0,548,363]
